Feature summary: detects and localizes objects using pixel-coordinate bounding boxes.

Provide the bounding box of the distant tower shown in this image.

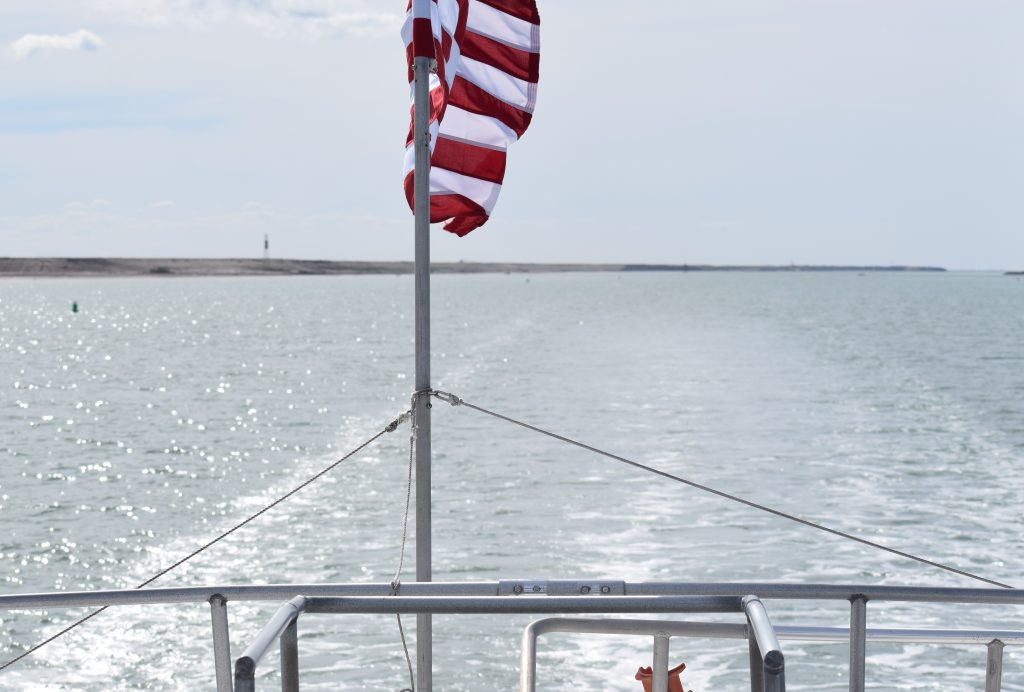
[263,234,269,260]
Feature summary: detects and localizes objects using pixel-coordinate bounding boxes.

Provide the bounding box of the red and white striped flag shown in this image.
[402,0,540,236]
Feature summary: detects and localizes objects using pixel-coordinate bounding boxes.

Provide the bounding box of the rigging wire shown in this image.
[5,387,1014,677]
[431,390,1014,591]
[391,393,420,692]
[394,613,415,692]
[0,411,411,673]
[390,395,418,591]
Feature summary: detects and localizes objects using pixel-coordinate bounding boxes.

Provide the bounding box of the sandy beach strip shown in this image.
[0,257,947,277]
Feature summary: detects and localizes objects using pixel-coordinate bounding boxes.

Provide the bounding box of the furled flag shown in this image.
[402,0,540,236]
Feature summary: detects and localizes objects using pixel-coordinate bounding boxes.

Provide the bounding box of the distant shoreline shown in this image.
[0,258,951,277]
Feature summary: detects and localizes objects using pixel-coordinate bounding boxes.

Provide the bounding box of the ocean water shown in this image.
[0,271,1022,690]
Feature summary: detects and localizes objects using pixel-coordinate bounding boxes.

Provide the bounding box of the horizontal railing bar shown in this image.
[522,618,1024,647]
[304,596,744,614]
[4,581,1024,611]
[527,618,747,638]
[629,583,1024,604]
[0,582,500,609]
[775,626,1024,645]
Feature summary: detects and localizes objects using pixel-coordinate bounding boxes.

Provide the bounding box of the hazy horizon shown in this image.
[0,253,1015,272]
[0,253,1018,271]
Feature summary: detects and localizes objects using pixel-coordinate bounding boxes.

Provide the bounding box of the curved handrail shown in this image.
[234,595,307,692]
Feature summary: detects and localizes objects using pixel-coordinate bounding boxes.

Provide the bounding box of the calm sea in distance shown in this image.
[1,271,1022,690]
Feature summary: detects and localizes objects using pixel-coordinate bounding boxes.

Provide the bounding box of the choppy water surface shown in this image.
[0,272,1022,690]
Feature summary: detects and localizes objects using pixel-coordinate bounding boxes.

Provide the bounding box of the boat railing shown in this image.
[520,604,784,692]
[234,595,307,692]
[3,580,1023,691]
[522,617,1022,692]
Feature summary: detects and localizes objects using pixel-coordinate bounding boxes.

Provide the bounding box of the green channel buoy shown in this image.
[72,301,78,313]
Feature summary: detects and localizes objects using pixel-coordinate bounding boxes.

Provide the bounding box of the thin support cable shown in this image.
[432,390,1013,590]
[391,394,418,591]
[0,411,411,673]
[391,392,421,692]
[395,613,415,692]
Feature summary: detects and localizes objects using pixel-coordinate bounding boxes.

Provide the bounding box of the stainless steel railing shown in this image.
[522,617,1023,692]
[520,616,777,692]
[2,580,1023,691]
[234,596,307,692]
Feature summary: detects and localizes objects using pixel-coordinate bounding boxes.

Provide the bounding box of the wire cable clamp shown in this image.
[386,410,413,433]
[432,390,462,407]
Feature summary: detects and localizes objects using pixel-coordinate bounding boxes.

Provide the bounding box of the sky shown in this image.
[0,0,1021,269]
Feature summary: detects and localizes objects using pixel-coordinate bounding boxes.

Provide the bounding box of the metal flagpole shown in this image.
[412,26,433,692]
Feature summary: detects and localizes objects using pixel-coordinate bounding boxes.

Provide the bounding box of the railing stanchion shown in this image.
[849,596,867,692]
[652,634,670,692]
[743,596,785,692]
[235,657,255,692]
[209,594,232,692]
[281,618,300,692]
[519,621,539,692]
[986,639,1004,692]
[748,628,764,692]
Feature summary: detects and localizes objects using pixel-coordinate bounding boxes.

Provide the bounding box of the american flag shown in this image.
[402,0,540,236]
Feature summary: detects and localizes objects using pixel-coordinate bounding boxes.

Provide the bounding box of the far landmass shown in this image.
[1007,271,1024,276]
[0,257,948,277]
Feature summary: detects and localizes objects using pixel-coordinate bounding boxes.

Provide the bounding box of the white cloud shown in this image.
[89,0,401,38]
[67,198,117,210]
[10,29,105,61]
